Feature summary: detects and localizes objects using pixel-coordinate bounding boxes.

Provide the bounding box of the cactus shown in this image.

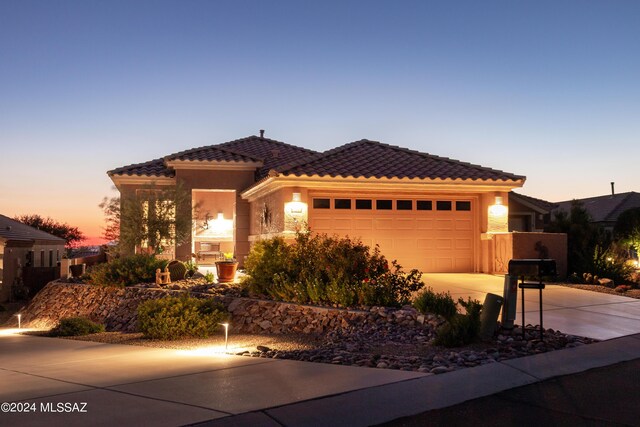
[167,260,187,281]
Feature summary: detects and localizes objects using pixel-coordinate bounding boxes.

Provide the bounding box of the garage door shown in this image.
[309,196,475,273]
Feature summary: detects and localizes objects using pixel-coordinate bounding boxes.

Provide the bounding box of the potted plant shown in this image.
[215,252,238,283]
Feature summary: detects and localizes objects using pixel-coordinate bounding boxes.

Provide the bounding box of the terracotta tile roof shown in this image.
[108,158,174,178]
[0,214,66,243]
[555,192,640,223]
[219,136,318,178]
[276,139,525,182]
[108,135,317,179]
[510,192,557,213]
[164,145,263,163]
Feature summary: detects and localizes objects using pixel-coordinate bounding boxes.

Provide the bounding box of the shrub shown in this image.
[243,232,425,307]
[87,254,166,287]
[413,287,458,319]
[184,259,199,277]
[137,296,229,340]
[588,245,635,285]
[49,317,105,336]
[204,271,215,283]
[434,297,482,347]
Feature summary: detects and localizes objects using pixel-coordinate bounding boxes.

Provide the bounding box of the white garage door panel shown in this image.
[310,198,475,273]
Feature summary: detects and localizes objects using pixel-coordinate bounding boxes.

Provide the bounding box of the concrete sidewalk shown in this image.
[2,331,640,426]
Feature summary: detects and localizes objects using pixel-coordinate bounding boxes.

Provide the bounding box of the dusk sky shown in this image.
[1,1,639,243]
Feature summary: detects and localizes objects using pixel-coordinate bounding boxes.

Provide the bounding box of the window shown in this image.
[376,200,392,210]
[335,199,352,209]
[436,201,452,211]
[49,250,53,267]
[56,250,60,262]
[40,250,45,267]
[456,201,471,211]
[417,200,432,210]
[313,198,330,209]
[355,199,372,210]
[396,200,412,210]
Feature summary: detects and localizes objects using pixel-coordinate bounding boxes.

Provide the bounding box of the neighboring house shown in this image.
[108,133,566,275]
[555,191,640,232]
[509,192,557,232]
[0,214,66,302]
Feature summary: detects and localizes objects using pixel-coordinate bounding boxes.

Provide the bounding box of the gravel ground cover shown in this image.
[48,321,596,375]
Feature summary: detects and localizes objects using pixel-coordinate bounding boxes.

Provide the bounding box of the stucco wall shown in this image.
[485,232,567,278]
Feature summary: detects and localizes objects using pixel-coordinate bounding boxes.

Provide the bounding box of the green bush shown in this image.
[49,317,105,337]
[413,287,458,319]
[588,245,635,285]
[87,254,167,287]
[137,296,229,340]
[204,271,215,283]
[434,297,482,347]
[243,232,424,308]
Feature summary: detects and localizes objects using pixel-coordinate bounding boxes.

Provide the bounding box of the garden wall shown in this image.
[13,281,438,334]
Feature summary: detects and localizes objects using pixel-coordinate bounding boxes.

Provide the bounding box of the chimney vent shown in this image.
[611,182,615,195]
[259,129,265,138]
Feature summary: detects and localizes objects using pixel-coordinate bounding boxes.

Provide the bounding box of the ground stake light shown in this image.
[221,323,229,351]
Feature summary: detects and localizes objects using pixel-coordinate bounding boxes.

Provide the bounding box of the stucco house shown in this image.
[509,192,557,232]
[108,132,566,275]
[0,214,66,302]
[555,191,640,233]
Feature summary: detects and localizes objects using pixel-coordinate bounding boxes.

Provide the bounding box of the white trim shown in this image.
[110,175,176,187]
[241,175,524,201]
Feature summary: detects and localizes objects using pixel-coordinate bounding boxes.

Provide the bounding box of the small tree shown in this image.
[545,201,609,275]
[99,192,120,244]
[104,183,197,255]
[14,214,85,249]
[614,208,640,255]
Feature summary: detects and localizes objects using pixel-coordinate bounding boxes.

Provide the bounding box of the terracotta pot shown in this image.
[215,261,238,283]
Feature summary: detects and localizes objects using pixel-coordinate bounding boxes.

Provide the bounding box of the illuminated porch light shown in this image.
[16,313,21,329]
[488,196,508,233]
[205,212,233,237]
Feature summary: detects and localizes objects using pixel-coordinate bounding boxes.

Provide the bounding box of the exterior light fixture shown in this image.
[284,191,308,232]
[16,313,21,329]
[204,212,233,237]
[488,196,508,233]
[220,322,229,351]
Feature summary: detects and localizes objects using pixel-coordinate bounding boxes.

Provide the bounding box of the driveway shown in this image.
[0,333,424,427]
[424,273,640,340]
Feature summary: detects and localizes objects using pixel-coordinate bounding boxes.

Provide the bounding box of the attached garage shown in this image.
[308,193,477,273]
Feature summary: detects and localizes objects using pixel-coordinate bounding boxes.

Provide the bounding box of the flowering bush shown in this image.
[243,232,424,307]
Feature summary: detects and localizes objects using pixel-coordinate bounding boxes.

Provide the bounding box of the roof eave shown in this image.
[241,173,525,201]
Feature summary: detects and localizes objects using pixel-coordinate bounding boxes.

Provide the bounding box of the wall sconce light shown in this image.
[488,196,508,233]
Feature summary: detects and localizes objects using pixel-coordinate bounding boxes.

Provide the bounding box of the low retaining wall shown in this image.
[14,281,438,335]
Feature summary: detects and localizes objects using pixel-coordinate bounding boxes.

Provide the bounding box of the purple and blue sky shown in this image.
[1,1,639,242]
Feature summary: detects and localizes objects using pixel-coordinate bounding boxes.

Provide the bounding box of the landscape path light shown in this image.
[220,322,229,351]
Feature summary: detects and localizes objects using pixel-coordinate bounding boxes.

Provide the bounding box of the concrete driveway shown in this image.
[0,333,424,427]
[424,273,640,340]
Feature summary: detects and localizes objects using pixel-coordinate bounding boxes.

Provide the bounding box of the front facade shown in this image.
[109,133,533,274]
